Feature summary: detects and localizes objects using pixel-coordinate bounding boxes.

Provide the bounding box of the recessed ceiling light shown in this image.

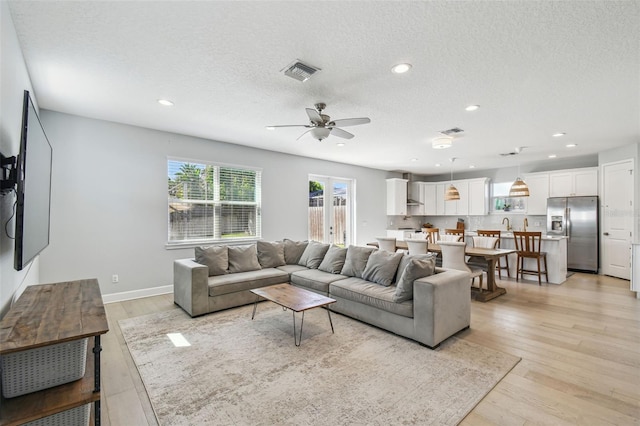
[469,165,476,169]
[566,143,577,148]
[548,154,557,158]
[265,126,275,130]
[391,63,412,74]
[465,105,480,111]
[411,158,418,162]
[158,99,174,106]
[336,142,345,147]
[552,132,566,137]
[435,163,441,167]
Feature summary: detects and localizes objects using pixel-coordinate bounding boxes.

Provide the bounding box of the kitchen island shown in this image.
[466,232,568,284]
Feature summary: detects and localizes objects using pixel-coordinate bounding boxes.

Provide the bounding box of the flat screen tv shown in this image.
[14,90,53,271]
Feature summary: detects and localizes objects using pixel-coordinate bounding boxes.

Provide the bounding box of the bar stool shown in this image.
[423,228,440,244]
[444,228,465,238]
[513,231,548,285]
[477,229,510,279]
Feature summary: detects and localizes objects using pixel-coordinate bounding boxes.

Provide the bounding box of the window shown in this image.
[167,159,261,244]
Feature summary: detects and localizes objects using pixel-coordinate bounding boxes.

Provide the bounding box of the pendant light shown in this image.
[509,148,530,197]
[444,157,460,201]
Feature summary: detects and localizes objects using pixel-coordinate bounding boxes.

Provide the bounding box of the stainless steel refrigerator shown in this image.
[547,196,599,272]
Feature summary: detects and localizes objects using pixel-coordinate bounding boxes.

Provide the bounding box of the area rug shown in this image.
[119,304,520,425]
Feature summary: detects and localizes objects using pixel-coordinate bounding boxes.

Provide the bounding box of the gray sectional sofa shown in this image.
[173,239,471,348]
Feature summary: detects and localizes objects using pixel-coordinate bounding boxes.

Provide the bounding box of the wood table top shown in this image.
[251,283,336,312]
[368,241,515,259]
[0,279,109,354]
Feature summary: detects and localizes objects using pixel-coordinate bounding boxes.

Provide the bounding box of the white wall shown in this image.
[0,2,40,317]
[37,111,389,297]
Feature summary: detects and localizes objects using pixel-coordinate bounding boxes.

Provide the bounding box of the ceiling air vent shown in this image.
[282,60,321,82]
[439,127,464,136]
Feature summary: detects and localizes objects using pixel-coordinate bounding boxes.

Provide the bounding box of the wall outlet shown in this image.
[112,274,119,283]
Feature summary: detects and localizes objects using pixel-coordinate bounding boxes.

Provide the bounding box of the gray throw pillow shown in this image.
[395,253,436,283]
[298,241,331,269]
[195,246,229,276]
[227,244,262,273]
[283,239,308,264]
[318,245,348,274]
[394,257,436,302]
[340,245,375,278]
[256,240,285,268]
[362,249,404,286]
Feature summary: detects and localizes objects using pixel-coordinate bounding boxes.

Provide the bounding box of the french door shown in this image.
[308,175,354,246]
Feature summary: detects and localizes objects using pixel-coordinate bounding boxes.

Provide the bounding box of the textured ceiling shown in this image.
[7,1,640,174]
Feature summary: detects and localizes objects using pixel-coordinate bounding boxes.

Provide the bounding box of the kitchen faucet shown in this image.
[502,217,512,231]
[523,217,528,231]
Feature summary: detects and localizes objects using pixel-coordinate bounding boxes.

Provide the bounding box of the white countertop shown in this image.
[465,231,568,241]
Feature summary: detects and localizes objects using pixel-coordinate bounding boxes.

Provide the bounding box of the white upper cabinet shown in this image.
[444,180,469,216]
[549,167,598,197]
[423,183,437,216]
[386,178,408,215]
[468,178,489,215]
[435,183,446,216]
[522,173,550,215]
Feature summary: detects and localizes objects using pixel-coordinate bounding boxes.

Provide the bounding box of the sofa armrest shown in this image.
[412,269,471,347]
[174,258,210,317]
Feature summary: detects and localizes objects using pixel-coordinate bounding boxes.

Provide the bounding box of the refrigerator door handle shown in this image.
[566,207,571,240]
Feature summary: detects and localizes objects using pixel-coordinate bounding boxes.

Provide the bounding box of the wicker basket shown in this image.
[1,338,88,398]
[24,403,90,426]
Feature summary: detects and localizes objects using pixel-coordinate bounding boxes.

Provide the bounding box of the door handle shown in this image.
[603,232,610,236]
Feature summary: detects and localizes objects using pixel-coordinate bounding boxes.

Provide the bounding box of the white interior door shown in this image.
[308,175,353,246]
[601,159,634,279]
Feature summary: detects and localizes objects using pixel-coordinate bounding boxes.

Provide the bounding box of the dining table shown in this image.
[368,241,515,302]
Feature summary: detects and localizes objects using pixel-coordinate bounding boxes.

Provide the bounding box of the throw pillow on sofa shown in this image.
[318,245,348,274]
[283,239,308,264]
[257,240,286,268]
[362,249,404,286]
[340,245,375,278]
[195,246,228,276]
[228,245,262,273]
[395,253,436,283]
[298,241,331,269]
[394,257,436,302]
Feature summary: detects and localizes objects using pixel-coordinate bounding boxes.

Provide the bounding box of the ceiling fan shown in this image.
[267,103,371,142]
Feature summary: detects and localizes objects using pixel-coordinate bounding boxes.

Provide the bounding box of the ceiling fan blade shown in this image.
[296,129,313,141]
[266,124,311,128]
[330,127,355,139]
[306,108,323,125]
[329,117,370,127]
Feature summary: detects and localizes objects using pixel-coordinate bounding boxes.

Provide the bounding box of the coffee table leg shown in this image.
[293,311,305,347]
[327,308,334,334]
[251,295,260,320]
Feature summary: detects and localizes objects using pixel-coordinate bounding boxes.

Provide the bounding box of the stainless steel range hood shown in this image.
[403,173,422,206]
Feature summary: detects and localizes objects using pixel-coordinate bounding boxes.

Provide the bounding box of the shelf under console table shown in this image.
[0,279,109,426]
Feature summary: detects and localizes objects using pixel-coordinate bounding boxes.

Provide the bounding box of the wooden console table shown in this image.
[0,279,109,426]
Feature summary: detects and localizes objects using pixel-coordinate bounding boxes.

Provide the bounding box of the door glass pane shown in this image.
[308,179,325,242]
[332,182,347,246]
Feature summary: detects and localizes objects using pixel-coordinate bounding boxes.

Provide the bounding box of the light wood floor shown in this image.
[101,273,640,425]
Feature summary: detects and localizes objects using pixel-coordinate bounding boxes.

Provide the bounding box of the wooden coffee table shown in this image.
[250,283,336,346]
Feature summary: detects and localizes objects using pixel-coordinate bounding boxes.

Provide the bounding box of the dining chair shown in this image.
[467,236,499,274]
[376,237,397,252]
[444,228,465,237]
[477,229,510,278]
[423,228,440,244]
[513,231,548,285]
[406,240,429,255]
[438,241,484,290]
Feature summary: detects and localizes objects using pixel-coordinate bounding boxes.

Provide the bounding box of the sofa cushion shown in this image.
[227,245,262,273]
[208,268,288,297]
[195,246,228,276]
[298,241,331,269]
[362,249,403,287]
[394,257,436,302]
[276,264,309,275]
[291,269,347,294]
[340,245,376,278]
[318,245,348,274]
[257,240,286,268]
[283,239,308,264]
[329,277,413,318]
[395,253,437,283]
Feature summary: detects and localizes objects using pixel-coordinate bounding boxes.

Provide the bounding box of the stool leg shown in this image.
[505,255,511,277]
[537,257,542,285]
[544,255,549,283]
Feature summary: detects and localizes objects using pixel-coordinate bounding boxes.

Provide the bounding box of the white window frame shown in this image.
[167,157,262,247]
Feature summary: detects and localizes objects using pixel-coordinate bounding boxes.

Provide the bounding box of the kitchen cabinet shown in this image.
[549,167,598,197]
[386,178,407,215]
[444,180,469,216]
[468,178,489,215]
[523,172,550,215]
[423,183,437,215]
[435,183,446,216]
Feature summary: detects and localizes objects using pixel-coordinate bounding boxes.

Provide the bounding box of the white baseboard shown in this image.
[102,285,173,304]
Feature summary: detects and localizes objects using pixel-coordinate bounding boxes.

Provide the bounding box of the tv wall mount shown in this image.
[1,153,17,195]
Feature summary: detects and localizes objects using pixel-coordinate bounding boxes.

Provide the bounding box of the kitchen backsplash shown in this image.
[387,214,547,233]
